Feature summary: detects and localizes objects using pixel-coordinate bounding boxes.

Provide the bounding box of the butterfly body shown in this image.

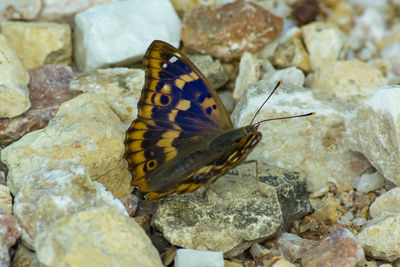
[125,40,261,201]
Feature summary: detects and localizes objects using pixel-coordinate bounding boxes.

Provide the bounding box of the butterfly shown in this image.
[124,40,313,201]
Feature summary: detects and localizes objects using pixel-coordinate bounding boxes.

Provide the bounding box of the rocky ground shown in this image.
[0,0,400,266]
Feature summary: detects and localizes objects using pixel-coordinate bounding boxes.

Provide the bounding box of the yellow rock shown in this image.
[0,21,72,68]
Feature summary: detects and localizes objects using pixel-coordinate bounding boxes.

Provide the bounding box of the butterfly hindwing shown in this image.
[125,40,234,197]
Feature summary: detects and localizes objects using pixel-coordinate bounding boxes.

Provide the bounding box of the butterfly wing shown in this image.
[125,40,233,198]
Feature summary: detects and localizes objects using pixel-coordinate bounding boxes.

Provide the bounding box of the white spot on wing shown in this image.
[169,56,178,63]
[162,63,168,68]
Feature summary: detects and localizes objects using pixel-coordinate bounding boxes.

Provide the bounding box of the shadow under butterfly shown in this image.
[124,40,314,201]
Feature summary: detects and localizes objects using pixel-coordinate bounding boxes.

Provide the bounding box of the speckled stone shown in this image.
[35,207,163,267]
[0,65,74,146]
[0,21,72,68]
[181,0,283,61]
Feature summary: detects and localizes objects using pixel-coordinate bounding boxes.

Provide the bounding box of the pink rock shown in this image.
[274,232,317,262]
[301,227,365,267]
[0,211,21,248]
[0,65,75,146]
[181,0,283,62]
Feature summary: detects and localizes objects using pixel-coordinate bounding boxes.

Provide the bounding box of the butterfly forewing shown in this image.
[125,40,260,201]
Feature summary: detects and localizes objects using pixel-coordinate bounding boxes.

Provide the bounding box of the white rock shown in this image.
[232,81,372,196]
[175,249,224,267]
[346,86,400,186]
[218,91,235,113]
[0,34,30,118]
[262,67,305,87]
[369,187,400,218]
[0,185,12,214]
[74,0,181,71]
[358,215,400,261]
[352,172,385,193]
[301,22,345,71]
[233,52,260,101]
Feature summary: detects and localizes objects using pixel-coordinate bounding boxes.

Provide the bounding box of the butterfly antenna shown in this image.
[254,112,315,126]
[250,80,282,125]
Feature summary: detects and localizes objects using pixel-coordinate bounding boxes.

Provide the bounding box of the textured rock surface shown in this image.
[69,68,143,122]
[0,65,75,146]
[358,215,400,261]
[0,185,12,214]
[1,93,132,198]
[13,160,127,249]
[301,228,364,266]
[187,54,229,90]
[74,0,181,71]
[35,207,163,267]
[301,22,345,71]
[0,210,21,265]
[0,21,72,68]
[262,67,305,87]
[11,244,39,267]
[233,52,260,101]
[310,60,387,103]
[175,249,224,267]
[0,0,41,20]
[0,34,30,118]
[232,81,371,196]
[152,164,307,258]
[369,187,400,218]
[347,86,400,186]
[181,0,283,61]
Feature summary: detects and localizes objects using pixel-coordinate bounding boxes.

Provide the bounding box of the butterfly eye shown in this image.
[146,160,157,171]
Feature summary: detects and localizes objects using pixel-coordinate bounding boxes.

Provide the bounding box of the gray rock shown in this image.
[152,164,308,258]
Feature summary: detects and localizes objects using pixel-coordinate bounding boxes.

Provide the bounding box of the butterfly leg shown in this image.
[242,160,269,198]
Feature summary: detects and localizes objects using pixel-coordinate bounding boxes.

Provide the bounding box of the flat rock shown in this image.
[1,93,132,198]
[13,159,128,249]
[301,227,364,266]
[301,22,345,71]
[357,215,400,262]
[0,65,75,146]
[0,34,30,118]
[233,52,261,101]
[346,86,400,186]
[69,68,143,122]
[369,187,400,218]
[310,60,387,104]
[152,164,308,258]
[231,81,372,197]
[0,21,72,68]
[35,207,163,267]
[74,0,181,71]
[187,54,229,90]
[181,0,283,62]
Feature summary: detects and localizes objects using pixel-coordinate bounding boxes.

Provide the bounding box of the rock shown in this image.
[35,207,163,267]
[181,0,283,62]
[292,0,320,26]
[369,187,400,218]
[69,68,144,122]
[174,249,224,267]
[272,28,311,72]
[0,185,12,214]
[0,21,72,68]
[301,22,345,71]
[13,160,128,249]
[273,232,317,263]
[328,1,355,33]
[0,210,21,247]
[262,67,305,87]
[218,91,235,113]
[152,164,308,258]
[0,65,75,146]
[1,93,132,198]
[358,215,400,261]
[0,34,30,118]
[346,86,400,186]
[0,0,41,20]
[120,194,139,217]
[0,241,8,267]
[250,243,271,262]
[310,60,387,104]
[39,0,117,21]
[187,54,229,90]
[11,244,39,267]
[231,81,371,196]
[352,172,385,193]
[74,0,181,71]
[265,257,296,267]
[233,52,261,101]
[301,227,364,266]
